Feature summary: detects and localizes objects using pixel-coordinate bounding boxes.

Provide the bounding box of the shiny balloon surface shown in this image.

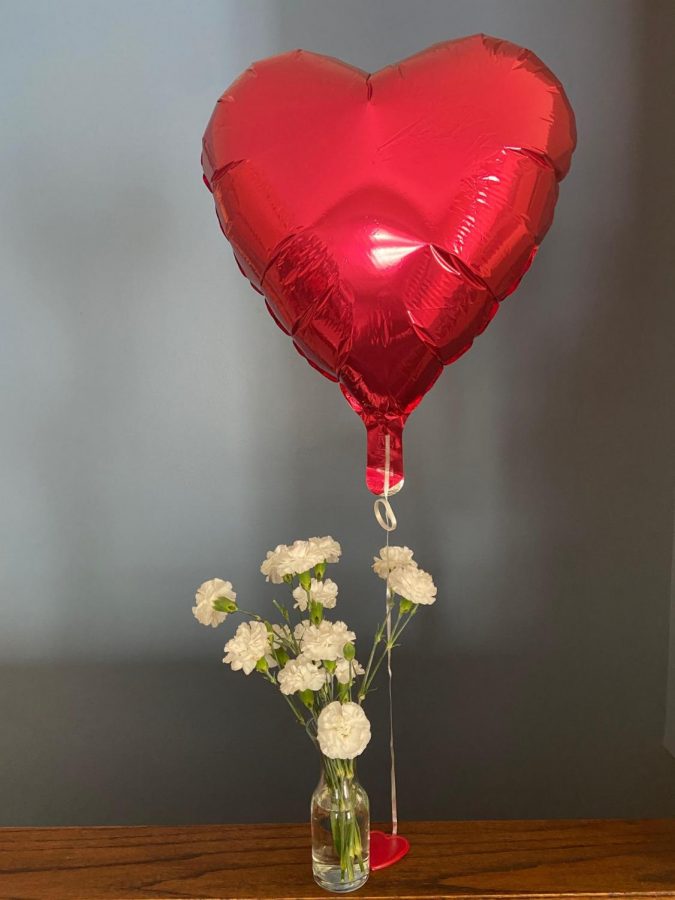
[203,34,576,493]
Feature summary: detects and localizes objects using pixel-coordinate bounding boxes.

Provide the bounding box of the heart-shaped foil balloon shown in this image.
[202,34,576,494]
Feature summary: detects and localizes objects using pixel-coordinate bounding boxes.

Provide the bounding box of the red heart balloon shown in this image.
[370,829,410,870]
[203,35,575,494]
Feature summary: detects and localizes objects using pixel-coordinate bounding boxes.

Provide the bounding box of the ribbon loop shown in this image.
[374,495,397,532]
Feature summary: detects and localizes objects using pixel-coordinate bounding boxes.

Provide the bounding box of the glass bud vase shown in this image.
[311,755,370,893]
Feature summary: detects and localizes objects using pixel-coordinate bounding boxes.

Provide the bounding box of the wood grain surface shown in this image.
[1,819,674,900]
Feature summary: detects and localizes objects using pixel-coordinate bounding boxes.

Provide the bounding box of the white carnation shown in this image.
[292,578,338,611]
[223,621,273,674]
[317,701,371,760]
[292,584,309,611]
[299,620,355,662]
[334,657,364,685]
[260,539,327,583]
[307,536,342,564]
[277,658,326,695]
[372,546,417,580]
[388,565,437,606]
[192,578,236,628]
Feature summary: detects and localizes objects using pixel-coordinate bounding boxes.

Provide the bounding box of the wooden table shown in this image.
[1,820,674,899]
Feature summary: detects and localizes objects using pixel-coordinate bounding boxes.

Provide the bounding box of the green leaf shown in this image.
[274,648,289,668]
[299,689,315,709]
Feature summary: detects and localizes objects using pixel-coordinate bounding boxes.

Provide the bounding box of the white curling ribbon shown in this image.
[372,434,400,835]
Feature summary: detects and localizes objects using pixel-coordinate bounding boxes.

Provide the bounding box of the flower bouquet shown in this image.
[193,536,436,893]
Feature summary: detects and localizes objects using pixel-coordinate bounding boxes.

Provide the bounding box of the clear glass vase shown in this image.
[311,756,370,893]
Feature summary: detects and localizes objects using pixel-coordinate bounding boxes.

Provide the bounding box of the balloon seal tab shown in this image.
[365,418,404,497]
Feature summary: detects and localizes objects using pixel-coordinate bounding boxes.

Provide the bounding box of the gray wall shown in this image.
[1,0,674,826]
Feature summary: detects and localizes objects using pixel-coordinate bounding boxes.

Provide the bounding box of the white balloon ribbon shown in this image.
[373,434,399,836]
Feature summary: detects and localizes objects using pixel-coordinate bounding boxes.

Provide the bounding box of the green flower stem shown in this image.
[272,599,291,623]
[283,693,307,727]
[232,607,262,621]
[358,607,417,700]
[357,613,388,701]
[276,631,301,656]
[364,612,411,692]
[260,668,308,728]
[321,755,365,880]
[357,610,395,702]
[364,609,402,692]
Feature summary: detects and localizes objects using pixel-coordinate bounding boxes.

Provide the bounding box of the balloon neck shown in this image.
[364,417,405,496]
